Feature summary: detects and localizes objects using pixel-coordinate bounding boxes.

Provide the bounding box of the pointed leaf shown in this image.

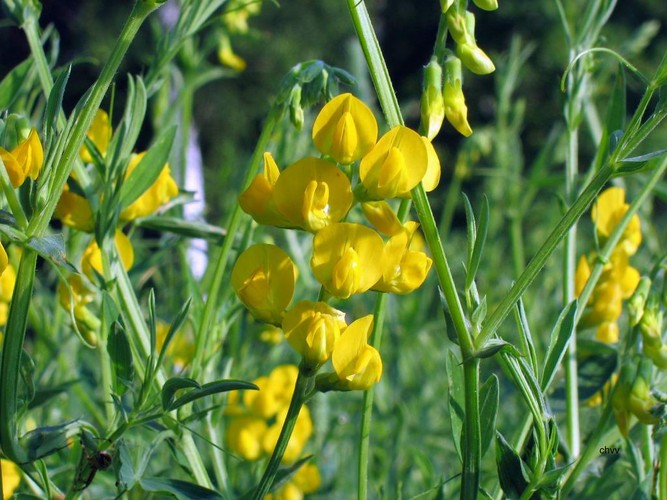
[139,478,222,500]
[107,322,134,396]
[496,431,529,500]
[136,216,226,242]
[473,339,522,360]
[167,379,258,412]
[462,193,476,268]
[479,374,499,456]
[161,377,201,411]
[19,420,82,461]
[0,58,32,109]
[541,300,577,391]
[446,349,464,461]
[44,66,71,140]
[466,195,489,291]
[26,234,77,273]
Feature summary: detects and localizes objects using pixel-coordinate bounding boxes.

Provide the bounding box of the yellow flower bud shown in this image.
[0,242,7,277]
[81,230,134,281]
[628,367,660,425]
[259,325,284,344]
[80,110,112,163]
[0,262,15,326]
[457,43,496,75]
[359,126,428,199]
[1,459,21,499]
[0,128,44,187]
[420,59,445,141]
[332,315,382,391]
[226,416,268,460]
[239,152,289,227]
[442,56,473,137]
[473,0,499,11]
[312,93,378,164]
[217,35,246,72]
[592,187,642,256]
[361,201,403,236]
[273,157,353,232]
[54,184,94,232]
[311,223,384,298]
[231,244,297,325]
[282,301,347,367]
[373,222,433,294]
[120,152,179,221]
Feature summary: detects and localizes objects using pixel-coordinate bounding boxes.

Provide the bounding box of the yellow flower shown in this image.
[0,128,44,187]
[222,0,261,34]
[0,263,16,326]
[587,280,623,325]
[120,152,179,221]
[266,463,321,500]
[262,405,313,463]
[243,365,298,419]
[54,184,94,232]
[226,416,268,460]
[259,325,284,345]
[457,43,496,75]
[421,137,442,192]
[361,201,403,236]
[239,153,289,226]
[273,157,353,232]
[574,255,591,299]
[311,223,385,298]
[372,222,433,294]
[80,110,112,163]
[592,187,641,256]
[443,79,473,137]
[332,315,382,391]
[420,59,445,141]
[359,126,428,199]
[231,244,297,325]
[0,242,7,276]
[217,35,246,72]
[312,93,378,164]
[81,230,134,280]
[1,459,21,498]
[595,321,619,344]
[282,301,347,367]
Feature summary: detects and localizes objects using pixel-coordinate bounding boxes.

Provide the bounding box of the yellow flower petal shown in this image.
[120,152,179,221]
[332,315,382,390]
[239,152,289,226]
[421,137,442,192]
[81,230,134,280]
[361,201,403,236]
[80,110,112,163]
[443,80,473,137]
[0,128,44,187]
[54,184,94,232]
[312,93,378,164]
[1,459,21,499]
[226,416,268,460]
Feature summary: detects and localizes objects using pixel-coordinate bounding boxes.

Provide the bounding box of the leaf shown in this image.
[29,380,78,410]
[107,322,135,396]
[462,193,476,268]
[479,374,499,457]
[0,58,32,109]
[139,478,222,500]
[135,216,226,242]
[161,377,201,411]
[446,349,464,461]
[473,339,522,360]
[513,298,538,376]
[114,439,136,490]
[576,339,618,400]
[118,125,176,209]
[25,234,77,273]
[18,349,35,412]
[620,148,667,163]
[166,379,258,412]
[466,195,489,291]
[155,298,192,375]
[44,65,71,140]
[496,431,529,500]
[118,75,148,162]
[541,300,577,391]
[19,420,82,461]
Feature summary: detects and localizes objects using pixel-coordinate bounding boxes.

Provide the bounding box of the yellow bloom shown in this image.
[217,35,246,72]
[282,301,347,367]
[0,128,44,187]
[54,184,94,232]
[595,321,619,344]
[421,137,442,192]
[244,365,298,419]
[120,152,179,221]
[372,222,433,294]
[592,187,641,255]
[1,459,21,499]
[443,79,472,137]
[259,325,284,345]
[332,315,382,391]
[587,280,623,325]
[273,157,353,232]
[457,43,496,75]
[574,255,591,299]
[361,201,403,236]
[0,262,16,326]
[239,152,288,226]
[267,463,321,500]
[81,230,134,280]
[222,0,261,34]
[311,223,384,298]
[80,109,112,163]
[359,126,428,199]
[312,93,378,164]
[262,405,313,463]
[226,416,268,460]
[231,244,297,325]
[155,321,195,368]
[420,59,445,141]
[0,242,7,276]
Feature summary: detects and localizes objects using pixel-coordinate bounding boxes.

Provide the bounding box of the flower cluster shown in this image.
[225,365,320,497]
[575,187,641,343]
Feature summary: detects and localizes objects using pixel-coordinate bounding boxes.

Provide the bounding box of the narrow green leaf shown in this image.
[155,298,192,375]
[479,374,499,457]
[25,234,77,273]
[462,193,476,269]
[107,322,135,396]
[466,195,489,291]
[496,431,529,500]
[621,148,667,163]
[29,380,78,410]
[19,420,82,461]
[167,379,258,412]
[269,455,313,492]
[514,298,538,376]
[115,439,136,490]
[0,58,32,109]
[446,349,464,461]
[44,66,71,140]
[162,377,201,411]
[135,216,226,242]
[541,300,577,391]
[18,349,35,412]
[139,478,223,500]
[119,124,176,208]
[473,339,522,360]
[471,295,487,332]
[116,75,148,163]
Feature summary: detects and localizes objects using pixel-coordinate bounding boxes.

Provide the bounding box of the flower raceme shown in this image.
[120,152,179,221]
[231,244,297,325]
[592,187,641,256]
[312,93,378,164]
[0,128,44,187]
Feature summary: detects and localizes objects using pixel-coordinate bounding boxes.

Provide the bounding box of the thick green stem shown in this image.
[659,431,667,500]
[252,368,314,499]
[462,359,481,498]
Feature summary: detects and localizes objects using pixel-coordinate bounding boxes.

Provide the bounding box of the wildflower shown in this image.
[421,137,442,192]
[1,459,21,498]
[239,152,289,226]
[222,0,261,34]
[244,365,298,419]
[592,187,641,256]
[81,230,134,280]
[359,126,428,199]
[372,222,433,294]
[0,128,43,187]
[361,201,403,236]
[0,242,7,276]
[273,157,353,232]
[420,58,445,141]
[155,321,195,368]
[217,35,246,72]
[226,416,268,460]
[282,301,347,368]
[80,110,112,163]
[331,315,382,391]
[311,223,384,299]
[0,262,16,326]
[262,405,313,463]
[312,93,378,164]
[259,325,284,344]
[574,255,591,299]
[119,152,179,221]
[231,244,297,325]
[54,184,94,232]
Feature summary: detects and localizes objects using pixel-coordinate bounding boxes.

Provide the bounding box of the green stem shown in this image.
[252,368,315,499]
[462,359,481,498]
[191,106,282,380]
[659,431,667,500]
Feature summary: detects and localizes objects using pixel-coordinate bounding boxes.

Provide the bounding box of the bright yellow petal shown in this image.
[592,187,626,238]
[0,243,7,276]
[361,201,403,236]
[1,459,21,498]
[421,137,442,192]
[54,185,95,232]
[80,110,112,163]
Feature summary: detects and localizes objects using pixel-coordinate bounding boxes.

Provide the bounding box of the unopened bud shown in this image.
[442,57,472,137]
[473,0,499,11]
[420,59,444,140]
[457,43,495,75]
[289,84,305,130]
[446,8,469,45]
[628,277,651,326]
[440,0,454,13]
[639,296,663,347]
